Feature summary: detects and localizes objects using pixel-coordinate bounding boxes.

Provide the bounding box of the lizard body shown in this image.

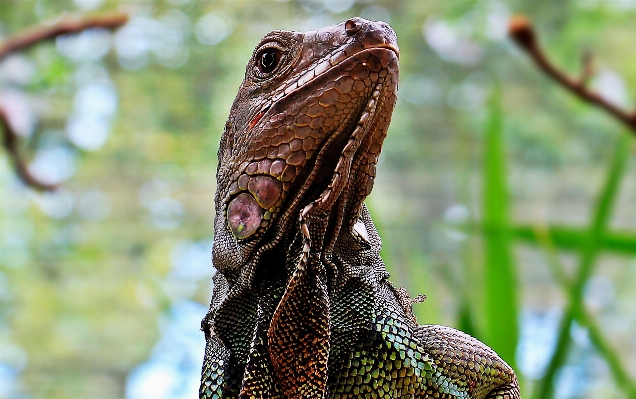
[200,18,520,399]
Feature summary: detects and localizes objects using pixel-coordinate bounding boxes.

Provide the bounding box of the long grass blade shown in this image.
[511,225,636,255]
[534,134,632,399]
[534,225,636,397]
[482,89,519,369]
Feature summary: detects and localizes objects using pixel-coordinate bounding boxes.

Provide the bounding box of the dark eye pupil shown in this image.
[259,49,278,73]
[262,52,274,67]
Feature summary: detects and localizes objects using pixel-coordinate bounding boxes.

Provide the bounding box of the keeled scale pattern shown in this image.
[327,277,520,398]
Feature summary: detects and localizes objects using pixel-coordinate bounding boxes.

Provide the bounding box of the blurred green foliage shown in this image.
[0,1,635,398]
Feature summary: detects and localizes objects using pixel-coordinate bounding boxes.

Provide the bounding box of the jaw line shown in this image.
[374,43,400,59]
[303,81,386,254]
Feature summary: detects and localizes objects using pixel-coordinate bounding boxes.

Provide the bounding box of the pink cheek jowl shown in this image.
[227,192,264,239]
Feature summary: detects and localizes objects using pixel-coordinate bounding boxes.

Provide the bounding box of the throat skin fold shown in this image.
[200,17,521,399]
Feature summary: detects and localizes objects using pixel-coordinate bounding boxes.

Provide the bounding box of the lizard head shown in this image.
[213,17,399,284]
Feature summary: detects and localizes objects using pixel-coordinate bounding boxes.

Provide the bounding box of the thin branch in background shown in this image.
[0,13,128,191]
[0,12,128,61]
[508,14,636,137]
[509,15,636,398]
[0,107,57,190]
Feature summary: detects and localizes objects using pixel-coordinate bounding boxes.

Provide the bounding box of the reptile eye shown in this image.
[258,48,281,73]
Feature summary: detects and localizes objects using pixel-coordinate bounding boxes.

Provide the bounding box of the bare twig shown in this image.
[0,12,128,191]
[509,15,636,137]
[0,12,128,61]
[0,107,57,190]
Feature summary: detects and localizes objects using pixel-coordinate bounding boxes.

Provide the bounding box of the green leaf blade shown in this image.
[482,89,519,370]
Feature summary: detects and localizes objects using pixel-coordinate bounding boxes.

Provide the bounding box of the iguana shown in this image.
[200,17,520,399]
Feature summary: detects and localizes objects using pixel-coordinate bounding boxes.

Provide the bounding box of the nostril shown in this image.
[345,19,361,35]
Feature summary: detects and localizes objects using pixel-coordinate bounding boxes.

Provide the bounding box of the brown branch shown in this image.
[0,107,57,191]
[0,13,128,190]
[509,15,636,137]
[0,12,128,61]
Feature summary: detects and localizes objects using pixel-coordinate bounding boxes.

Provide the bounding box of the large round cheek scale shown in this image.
[248,175,282,210]
[227,192,264,239]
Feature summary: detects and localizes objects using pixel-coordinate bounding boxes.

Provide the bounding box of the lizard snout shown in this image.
[343,17,400,58]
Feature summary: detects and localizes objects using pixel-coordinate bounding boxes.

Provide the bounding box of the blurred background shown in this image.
[0,0,635,398]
